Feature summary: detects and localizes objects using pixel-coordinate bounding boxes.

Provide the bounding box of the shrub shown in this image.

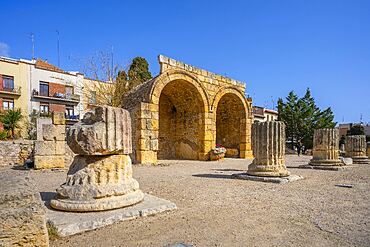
[0,130,8,140]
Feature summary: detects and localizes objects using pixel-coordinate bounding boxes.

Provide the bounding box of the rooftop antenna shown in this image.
[56,30,60,67]
[111,45,114,82]
[270,96,275,110]
[30,33,35,60]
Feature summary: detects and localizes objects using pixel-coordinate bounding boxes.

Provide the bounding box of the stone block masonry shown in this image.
[0,140,34,167]
[34,113,66,169]
[122,55,253,164]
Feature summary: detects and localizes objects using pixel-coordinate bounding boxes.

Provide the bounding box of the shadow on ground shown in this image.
[192,174,231,179]
[40,191,57,209]
[211,168,244,172]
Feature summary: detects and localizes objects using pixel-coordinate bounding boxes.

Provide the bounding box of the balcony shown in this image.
[0,86,21,97]
[32,90,80,105]
[65,114,80,122]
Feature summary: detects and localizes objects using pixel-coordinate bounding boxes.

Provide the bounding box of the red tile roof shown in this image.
[35,59,64,73]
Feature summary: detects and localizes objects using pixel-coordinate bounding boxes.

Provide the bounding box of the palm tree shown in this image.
[0,109,23,139]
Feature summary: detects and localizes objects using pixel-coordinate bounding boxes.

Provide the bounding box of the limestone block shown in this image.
[55,141,66,155]
[345,135,369,164]
[309,128,342,166]
[136,150,157,164]
[67,106,132,155]
[225,148,239,158]
[53,111,65,125]
[42,124,66,141]
[247,121,290,177]
[35,140,56,156]
[37,118,52,141]
[51,154,144,212]
[150,139,159,151]
[0,174,49,246]
[34,155,65,169]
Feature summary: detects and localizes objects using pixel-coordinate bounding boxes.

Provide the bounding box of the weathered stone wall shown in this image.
[216,93,245,157]
[0,140,34,166]
[0,174,49,246]
[158,80,204,160]
[122,55,253,164]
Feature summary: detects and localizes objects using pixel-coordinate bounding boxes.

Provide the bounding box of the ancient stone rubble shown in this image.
[247,121,290,177]
[309,128,343,167]
[0,174,49,247]
[345,135,369,164]
[50,106,144,212]
[34,112,66,169]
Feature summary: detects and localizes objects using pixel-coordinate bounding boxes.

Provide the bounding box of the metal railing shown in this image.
[33,90,80,102]
[0,86,21,94]
[65,114,80,120]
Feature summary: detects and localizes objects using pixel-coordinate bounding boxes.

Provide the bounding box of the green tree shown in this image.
[278,88,336,154]
[127,57,152,89]
[0,109,23,139]
[112,70,128,107]
[112,57,152,107]
[347,124,365,136]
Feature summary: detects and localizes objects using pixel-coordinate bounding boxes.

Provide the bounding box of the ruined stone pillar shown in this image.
[345,135,369,164]
[51,106,144,212]
[309,128,342,167]
[247,121,290,177]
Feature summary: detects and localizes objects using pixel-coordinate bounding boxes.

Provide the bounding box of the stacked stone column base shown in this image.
[247,163,290,177]
[51,154,143,212]
[345,135,369,164]
[51,106,144,212]
[247,121,290,178]
[308,128,343,168]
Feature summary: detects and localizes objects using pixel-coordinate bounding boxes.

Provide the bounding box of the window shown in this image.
[90,91,97,104]
[39,82,49,96]
[2,75,14,91]
[2,99,14,110]
[65,105,74,116]
[40,102,49,113]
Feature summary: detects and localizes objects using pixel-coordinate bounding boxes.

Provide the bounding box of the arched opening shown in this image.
[216,93,246,158]
[158,79,205,160]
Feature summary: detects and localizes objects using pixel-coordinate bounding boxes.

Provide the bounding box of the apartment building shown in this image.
[29,59,84,125]
[0,56,111,137]
[252,106,278,122]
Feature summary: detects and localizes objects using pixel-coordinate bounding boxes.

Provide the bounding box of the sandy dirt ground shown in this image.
[2,155,370,247]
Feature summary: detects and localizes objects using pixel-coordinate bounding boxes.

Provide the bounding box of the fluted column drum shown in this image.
[247,121,290,177]
[309,128,342,166]
[51,106,144,212]
[345,135,369,164]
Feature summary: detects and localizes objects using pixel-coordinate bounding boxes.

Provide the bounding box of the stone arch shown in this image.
[212,86,250,158]
[148,70,209,160]
[149,69,210,111]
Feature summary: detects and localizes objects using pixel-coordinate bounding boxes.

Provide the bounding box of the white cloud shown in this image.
[0,42,10,57]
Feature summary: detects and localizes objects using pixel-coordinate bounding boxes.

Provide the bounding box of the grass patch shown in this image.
[46,220,59,240]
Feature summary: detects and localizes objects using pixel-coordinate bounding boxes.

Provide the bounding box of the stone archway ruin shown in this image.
[158,79,205,160]
[122,55,253,164]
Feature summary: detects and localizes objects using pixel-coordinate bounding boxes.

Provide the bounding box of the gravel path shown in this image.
[2,155,369,247]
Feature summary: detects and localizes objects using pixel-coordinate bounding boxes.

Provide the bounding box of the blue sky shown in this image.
[1,0,369,123]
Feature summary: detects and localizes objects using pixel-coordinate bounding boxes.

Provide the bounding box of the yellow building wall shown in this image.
[82,78,115,112]
[0,59,30,138]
